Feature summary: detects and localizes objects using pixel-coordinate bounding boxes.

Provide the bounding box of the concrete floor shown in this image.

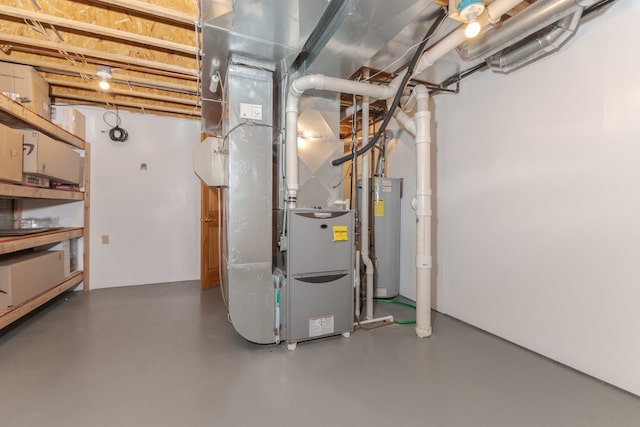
[0,281,639,427]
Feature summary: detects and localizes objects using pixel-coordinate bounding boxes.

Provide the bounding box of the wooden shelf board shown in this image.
[0,94,85,149]
[0,227,83,255]
[0,271,84,329]
[0,182,84,200]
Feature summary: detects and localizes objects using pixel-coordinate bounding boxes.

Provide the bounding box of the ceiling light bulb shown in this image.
[96,65,112,91]
[465,18,482,38]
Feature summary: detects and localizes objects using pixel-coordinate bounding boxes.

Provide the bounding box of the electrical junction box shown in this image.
[239,103,262,120]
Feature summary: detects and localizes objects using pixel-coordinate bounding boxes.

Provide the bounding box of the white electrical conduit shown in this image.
[284,0,526,336]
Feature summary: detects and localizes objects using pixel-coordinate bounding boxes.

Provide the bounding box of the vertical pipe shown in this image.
[355,249,361,318]
[360,70,374,320]
[413,84,432,337]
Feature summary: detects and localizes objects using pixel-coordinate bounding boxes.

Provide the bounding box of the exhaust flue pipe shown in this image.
[458,0,599,62]
[486,9,582,72]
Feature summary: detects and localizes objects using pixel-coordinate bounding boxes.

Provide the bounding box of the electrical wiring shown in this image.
[222,119,281,147]
[331,7,448,167]
[373,298,417,325]
[102,107,129,142]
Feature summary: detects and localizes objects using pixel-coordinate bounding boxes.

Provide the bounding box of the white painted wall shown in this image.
[431,2,640,395]
[75,107,201,289]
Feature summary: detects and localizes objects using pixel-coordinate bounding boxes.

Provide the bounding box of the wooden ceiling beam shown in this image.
[0,33,198,77]
[0,5,197,56]
[84,0,198,27]
[47,78,199,106]
[0,54,198,93]
[50,89,201,116]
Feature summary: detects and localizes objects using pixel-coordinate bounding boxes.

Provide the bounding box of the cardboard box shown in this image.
[19,130,84,185]
[0,123,23,183]
[0,251,64,309]
[51,106,86,140]
[22,174,50,188]
[55,239,78,277]
[0,62,50,118]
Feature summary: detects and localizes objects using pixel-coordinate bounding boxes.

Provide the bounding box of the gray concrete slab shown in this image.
[0,281,638,427]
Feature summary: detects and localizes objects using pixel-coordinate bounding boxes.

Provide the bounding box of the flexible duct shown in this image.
[458,0,599,63]
[487,9,582,72]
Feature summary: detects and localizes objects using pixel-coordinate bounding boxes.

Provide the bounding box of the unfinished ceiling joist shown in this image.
[0,33,198,77]
[85,0,198,27]
[0,55,198,93]
[51,90,201,117]
[47,78,199,106]
[0,5,197,56]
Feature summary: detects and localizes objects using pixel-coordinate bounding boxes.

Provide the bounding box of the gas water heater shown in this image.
[372,177,402,298]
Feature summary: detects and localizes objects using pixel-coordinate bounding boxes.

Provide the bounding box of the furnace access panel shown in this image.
[285,209,354,345]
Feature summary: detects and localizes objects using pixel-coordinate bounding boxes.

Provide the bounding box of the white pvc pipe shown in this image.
[283,0,528,339]
[285,74,394,208]
[414,0,525,74]
[360,71,375,321]
[413,84,433,338]
[354,315,394,327]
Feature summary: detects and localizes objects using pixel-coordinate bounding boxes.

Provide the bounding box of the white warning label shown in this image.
[309,315,335,338]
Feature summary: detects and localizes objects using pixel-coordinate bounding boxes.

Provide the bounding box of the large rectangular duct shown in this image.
[223,62,275,344]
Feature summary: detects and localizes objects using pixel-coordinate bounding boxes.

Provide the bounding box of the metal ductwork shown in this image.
[486,9,582,72]
[458,0,600,64]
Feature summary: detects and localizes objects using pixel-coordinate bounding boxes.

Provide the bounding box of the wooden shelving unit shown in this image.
[0,94,89,329]
[0,228,83,255]
[0,94,84,148]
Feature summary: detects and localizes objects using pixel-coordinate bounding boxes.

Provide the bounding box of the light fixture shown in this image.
[457,0,485,39]
[97,65,112,90]
[209,58,221,93]
[465,17,482,38]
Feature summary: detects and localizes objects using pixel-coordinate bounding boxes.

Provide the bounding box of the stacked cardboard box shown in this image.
[0,62,50,119]
[0,251,65,309]
[0,123,23,183]
[19,130,84,185]
[51,106,86,140]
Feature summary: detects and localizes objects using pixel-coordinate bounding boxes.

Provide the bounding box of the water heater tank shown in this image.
[372,177,401,298]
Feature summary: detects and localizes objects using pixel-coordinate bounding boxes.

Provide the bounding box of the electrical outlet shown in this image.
[101,235,110,245]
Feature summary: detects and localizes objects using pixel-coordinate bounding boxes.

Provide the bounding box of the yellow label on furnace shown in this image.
[374,199,385,217]
[332,225,348,241]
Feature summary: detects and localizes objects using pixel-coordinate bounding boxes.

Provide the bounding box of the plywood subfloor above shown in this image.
[0,0,201,120]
